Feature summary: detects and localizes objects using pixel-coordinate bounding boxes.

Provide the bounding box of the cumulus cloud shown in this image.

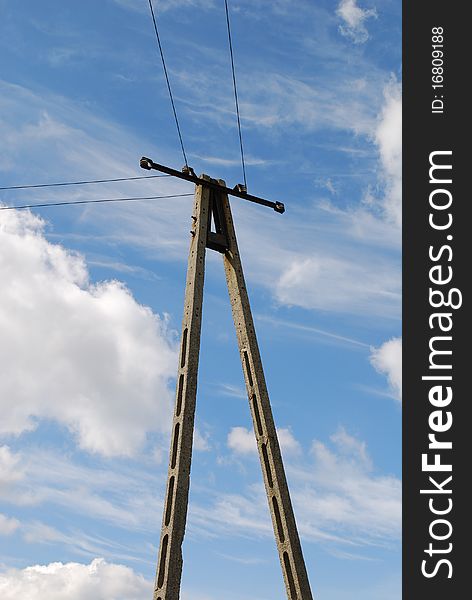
[373,79,402,227]
[370,337,402,401]
[227,427,255,455]
[0,558,152,599]
[337,0,377,44]
[0,209,177,456]
[227,426,301,456]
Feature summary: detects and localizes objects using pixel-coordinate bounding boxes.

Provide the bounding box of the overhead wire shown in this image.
[223,0,247,190]
[147,0,189,167]
[1,3,250,213]
[0,193,194,211]
[0,174,170,192]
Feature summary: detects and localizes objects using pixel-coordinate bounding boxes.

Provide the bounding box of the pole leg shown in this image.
[220,192,314,600]
[153,182,210,600]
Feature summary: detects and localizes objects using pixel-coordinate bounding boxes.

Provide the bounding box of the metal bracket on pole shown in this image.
[140,157,285,214]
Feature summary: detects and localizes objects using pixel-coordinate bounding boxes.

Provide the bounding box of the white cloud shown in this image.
[4,425,394,555]
[0,80,192,261]
[0,513,19,535]
[274,253,400,317]
[190,486,272,539]
[191,154,268,168]
[194,428,211,451]
[218,383,247,400]
[0,209,177,456]
[373,79,402,227]
[227,427,255,455]
[201,428,400,548]
[291,427,401,545]
[370,337,402,401]
[0,558,152,600]
[14,447,159,520]
[256,314,370,349]
[1,80,401,321]
[295,429,401,545]
[0,79,401,324]
[337,0,377,44]
[0,445,23,490]
[0,447,165,561]
[276,428,301,455]
[183,71,382,137]
[249,76,401,319]
[330,427,371,468]
[227,426,301,456]
[112,0,215,12]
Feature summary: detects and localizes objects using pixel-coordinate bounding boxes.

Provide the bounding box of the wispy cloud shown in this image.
[0,513,19,536]
[216,383,247,400]
[198,427,400,549]
[337,0,377,44]
[191,154,269,168]
[177,69,382,137]
[256,315,369,350]
[0,444,170,566]
[111,0,216,13]
[290,428,401,547]
[2,423,399,568]
[227,426,300,457]
[0,79,401,323]
[0,445,23,490]
[273,251,400,317]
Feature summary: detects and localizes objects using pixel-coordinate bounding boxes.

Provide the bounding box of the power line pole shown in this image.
[141,158,313,600]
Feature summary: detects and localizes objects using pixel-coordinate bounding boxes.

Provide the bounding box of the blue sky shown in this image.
[0,1,401,598]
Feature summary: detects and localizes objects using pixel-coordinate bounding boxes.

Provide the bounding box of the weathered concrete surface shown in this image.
[153,181,313,600]
[153,182,210,600]
[221,190,314,600]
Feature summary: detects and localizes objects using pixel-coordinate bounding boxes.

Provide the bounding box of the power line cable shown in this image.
[148,0,189,167]
[224,0,247,190]
[0,174,170,192]
[0,193,194,211]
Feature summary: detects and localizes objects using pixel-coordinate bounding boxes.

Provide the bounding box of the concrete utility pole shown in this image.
[140,158,313,600]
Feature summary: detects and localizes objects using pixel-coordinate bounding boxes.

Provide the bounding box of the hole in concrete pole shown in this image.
[157,534,169,589]
[243,351,253,387]
[252,394,263,436]
[181,328,188,368]
[164,476,175,526]
[283,552,297,599]
[176,374,184,416]
[171,423,180,469]
[272,496,285,542]
[262,443,273,487]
